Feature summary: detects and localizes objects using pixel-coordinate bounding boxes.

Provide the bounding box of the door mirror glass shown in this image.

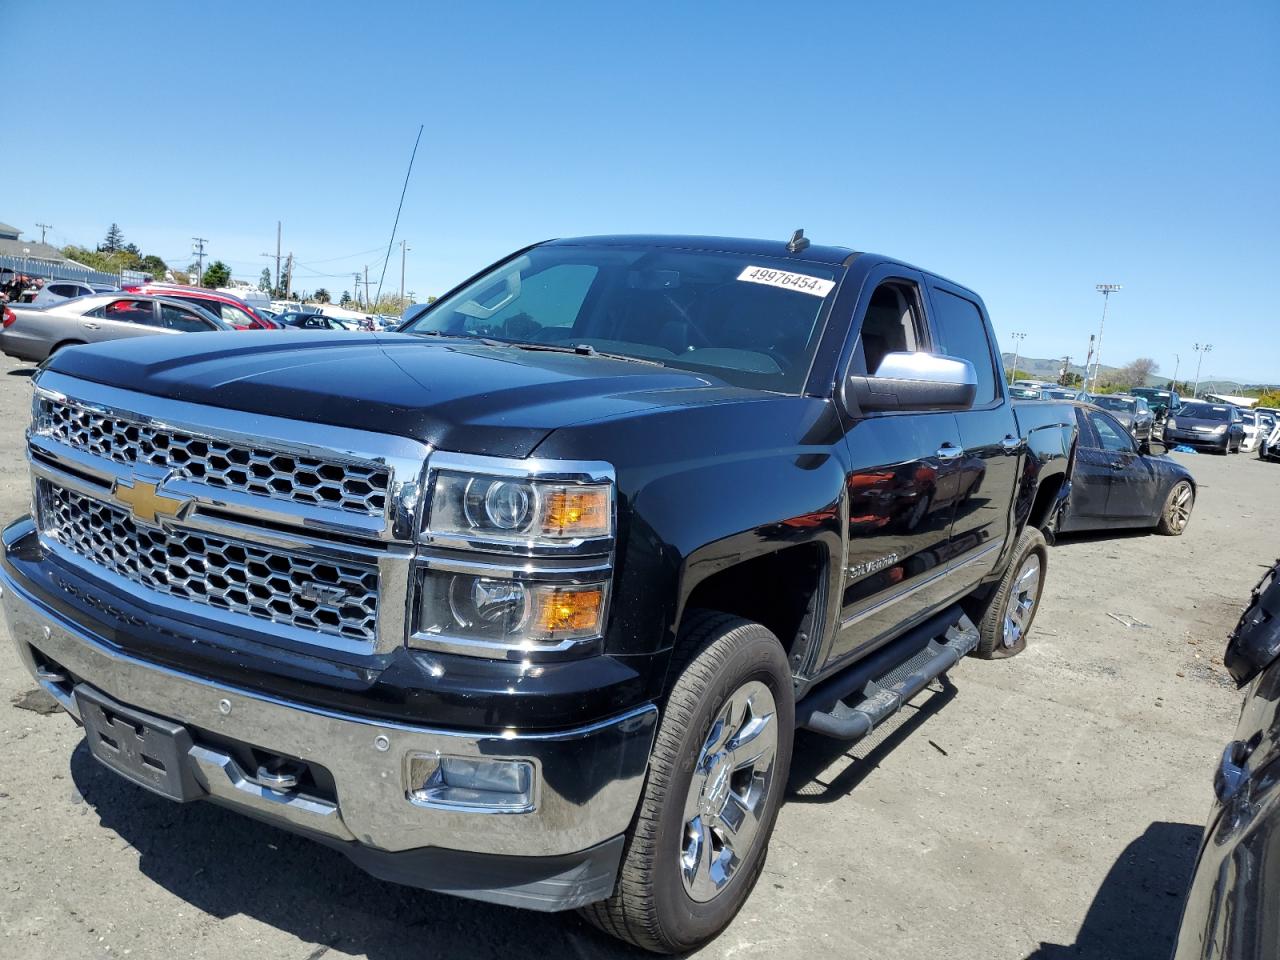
[846,351,978,413]
[1139,438,1168,456]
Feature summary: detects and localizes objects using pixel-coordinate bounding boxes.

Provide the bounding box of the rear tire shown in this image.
[1156,480,1194,535]
[972,526,1047,659]
[579,611,794,953]
[47,339,85,356]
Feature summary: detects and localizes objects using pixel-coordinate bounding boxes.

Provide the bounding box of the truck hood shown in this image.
[43,331,750,458]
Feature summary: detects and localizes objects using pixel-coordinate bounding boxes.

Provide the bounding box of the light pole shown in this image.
[1192,343,1213,398]
[400,240,410,303]
[1171,353,1180,392]
[1090,284,1121,392]
[1008,332,1026,383]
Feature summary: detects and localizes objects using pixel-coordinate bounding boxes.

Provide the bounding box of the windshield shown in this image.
[1176,403,1230,421]
[1093,396,1136,413]
[401,244,841,391]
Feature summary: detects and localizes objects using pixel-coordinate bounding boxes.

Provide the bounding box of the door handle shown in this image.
[1215,741,1249,803]
[936,444,964,462]
[1000,435,1022,453]
[81,321,100,330]
[1109,461,1125,470]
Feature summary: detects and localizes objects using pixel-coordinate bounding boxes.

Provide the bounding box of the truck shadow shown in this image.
[1022,820,1202,960]
[68,742,647,959]
[787,676,957,802]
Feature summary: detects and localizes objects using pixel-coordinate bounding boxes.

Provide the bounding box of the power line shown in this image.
[295,244,386,266]
[374,124,424,305]
[34,223,53,244]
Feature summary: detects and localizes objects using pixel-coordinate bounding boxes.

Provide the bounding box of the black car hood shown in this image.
[43,331,750,458]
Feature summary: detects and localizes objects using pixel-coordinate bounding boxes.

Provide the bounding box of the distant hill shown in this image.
[1000,354,1277,392]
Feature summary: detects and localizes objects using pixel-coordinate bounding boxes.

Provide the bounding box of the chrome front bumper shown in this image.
[1,550,657,863]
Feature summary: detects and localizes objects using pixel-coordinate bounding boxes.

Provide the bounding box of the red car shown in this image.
[121,283,278,330]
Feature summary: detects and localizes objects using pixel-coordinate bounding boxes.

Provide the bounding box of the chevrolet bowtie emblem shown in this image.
[113,477,188,524]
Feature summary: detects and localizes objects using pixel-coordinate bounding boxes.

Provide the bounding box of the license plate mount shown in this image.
[75,684,202,802]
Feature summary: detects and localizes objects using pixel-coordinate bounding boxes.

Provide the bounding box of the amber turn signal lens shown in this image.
[541,487,610,537]
[531,585,605,636]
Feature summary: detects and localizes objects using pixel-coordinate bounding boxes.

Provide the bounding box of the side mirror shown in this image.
[1140,438,1168,456]
[846,352,977,413]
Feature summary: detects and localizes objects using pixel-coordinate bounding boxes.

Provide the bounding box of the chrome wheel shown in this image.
[1166,482,1193,532]
[680,679,778,902]
[1002,553,1041,649]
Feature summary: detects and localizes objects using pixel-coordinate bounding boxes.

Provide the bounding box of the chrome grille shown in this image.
[38,397,389,516]
[40,481,380,644]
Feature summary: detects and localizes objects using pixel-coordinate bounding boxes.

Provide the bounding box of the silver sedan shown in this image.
[1,293,233,363]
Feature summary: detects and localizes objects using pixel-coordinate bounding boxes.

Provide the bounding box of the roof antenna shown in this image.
[786,228,810,254]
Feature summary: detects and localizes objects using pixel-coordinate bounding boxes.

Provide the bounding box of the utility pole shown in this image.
[1089,284,1122,393]
[1171,353,1180,391]
[284,253,293,300]
[364,264,371,310]
[274,222,281,293]
[354,271,362,308]
[1008,331,1026,383]
[1084,334,1096,386]
[400,240,410,303]
[1192,343,1213,398]
[192,237,208,286]
[34,223,52,244]
[1059,356,1073,386]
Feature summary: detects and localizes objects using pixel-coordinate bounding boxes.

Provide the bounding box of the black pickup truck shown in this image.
[2,234,1076,953]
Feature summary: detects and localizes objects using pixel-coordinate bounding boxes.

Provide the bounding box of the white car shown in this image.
[28,280,118,307]
[1241,411,1273,453]
[1260,419,1280,461]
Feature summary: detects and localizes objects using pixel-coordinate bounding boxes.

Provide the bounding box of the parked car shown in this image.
[1012,379,1054,390]
[1086,393,1156,440]
[1260,419,1280,461]
[1173,558,1280,959]
[1054,402,1195,536]
[1,233,1077,953]
[1009,385,1041,399]
[275,311,360,331]
[1041,386,1085,401]
[121,282,278,330]
[1,294,232,362]
[1130,386,1182,421]
[1164,401,1246,454]
[1240,410,1275,454]
[28,280,118,307]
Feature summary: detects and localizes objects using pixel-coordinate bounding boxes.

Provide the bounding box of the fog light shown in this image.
[406,754,535,813]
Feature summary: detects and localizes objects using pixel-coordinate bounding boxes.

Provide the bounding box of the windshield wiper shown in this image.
[510,342,666,367]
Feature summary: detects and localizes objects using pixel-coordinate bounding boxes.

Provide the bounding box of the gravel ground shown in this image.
[0,350,1271,960]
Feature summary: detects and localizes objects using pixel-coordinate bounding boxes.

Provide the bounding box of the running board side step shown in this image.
[796,608,980,741]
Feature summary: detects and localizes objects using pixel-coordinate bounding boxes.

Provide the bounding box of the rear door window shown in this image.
[88,299,157,325]
[929,289,998,405]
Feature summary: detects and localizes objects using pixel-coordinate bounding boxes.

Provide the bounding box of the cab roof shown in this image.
[547,234,860,267]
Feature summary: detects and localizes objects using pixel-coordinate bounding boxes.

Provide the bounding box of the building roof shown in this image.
[0,222,20,240]
[0,237,68,261]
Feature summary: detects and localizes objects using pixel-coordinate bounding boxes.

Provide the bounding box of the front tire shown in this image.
[972,526,1048,659]
[580,612,794,953]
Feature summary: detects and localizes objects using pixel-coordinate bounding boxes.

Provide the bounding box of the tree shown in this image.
[138,254,167,279]
[314,289,331,304]
[259,268,273,292]
[201,260,231,288]
[1116,357,1159,389]
[1059,370,1083,387]
[100,223,125,253]
[339,290,352,305]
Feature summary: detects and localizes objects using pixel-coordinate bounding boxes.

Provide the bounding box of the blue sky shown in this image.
[6,0,1277,383]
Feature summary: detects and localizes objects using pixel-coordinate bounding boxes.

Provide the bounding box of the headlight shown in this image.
[413,453,616,659]
[412,567,609,656]
[427,467,613,549]
[1166,417,1177,429]
[1214,425,1228,435]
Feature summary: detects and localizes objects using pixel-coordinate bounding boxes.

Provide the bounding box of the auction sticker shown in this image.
[737,265,835,298]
